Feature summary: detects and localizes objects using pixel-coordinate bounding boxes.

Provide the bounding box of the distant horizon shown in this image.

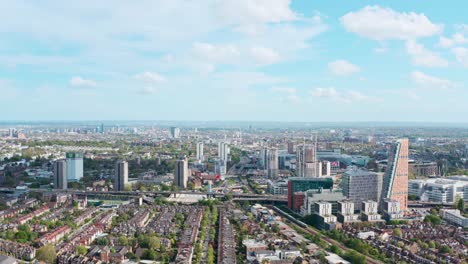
[1,119,468,128]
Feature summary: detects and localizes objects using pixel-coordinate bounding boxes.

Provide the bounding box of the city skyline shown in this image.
[1,1,468,122]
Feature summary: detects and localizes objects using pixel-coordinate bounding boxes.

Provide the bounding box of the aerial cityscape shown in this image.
[1,1,468,264]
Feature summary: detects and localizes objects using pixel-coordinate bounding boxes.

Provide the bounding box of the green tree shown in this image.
[118,235,129,246]
[393,228,402,237]
[456,198,465,212]
[148,236,160,250]
[36,245,57,264]
[142,249,157,260]
[439,245,452,254]
[207,245,215,264]
[75,245,87,255]
[428,241,436,248]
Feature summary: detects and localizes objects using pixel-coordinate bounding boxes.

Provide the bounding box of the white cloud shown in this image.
[69,76,97,88]
[271,87,296,94]
[405,40,448,67]
[341,6,442,40]
[451,47,468,67]
[192,42,240,64]
[438,33,468,48]
[283,94,300,103]
[374,47,388,53]
[133,72,166,83]
[311,87,370,103]
[250,46,281,65]
[328,60,360,76]
[135,87,158,95]
[218,0,297,25]
[411,71,454,89]
[271,86,299,103]
[311,87,339,97]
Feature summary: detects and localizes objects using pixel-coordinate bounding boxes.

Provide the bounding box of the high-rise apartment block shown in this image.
[381,138,409,211]
[114,161,128,191]
[296,145,321,177]
[170,127,180,139]
[266,148,279,178]
[174,157,189,188]
[287,141,295,154]
[196,142,204,162]
[66,152,83,182]
[53,160,67,189]
[218,142,229,162]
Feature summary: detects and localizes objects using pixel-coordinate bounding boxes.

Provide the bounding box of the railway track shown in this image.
[272,206,383,264]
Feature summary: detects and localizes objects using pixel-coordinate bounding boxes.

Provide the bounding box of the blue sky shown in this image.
[1,0,467,122]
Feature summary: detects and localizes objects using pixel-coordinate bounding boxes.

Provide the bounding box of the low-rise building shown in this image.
[440,209,468,228]
[336,200,360,223]
[361,200,382,222]
[382,199,403,221]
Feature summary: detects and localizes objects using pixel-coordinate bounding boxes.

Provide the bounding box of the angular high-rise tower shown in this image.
[381,138,409,211]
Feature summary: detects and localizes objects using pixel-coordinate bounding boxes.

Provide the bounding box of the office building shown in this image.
[439,209,468,228]
[409,161,439,177]
[170,127,180,139]
[66,152,84,182]
[174,157,189,188]
[301,189,346,216]
[408,177,468,203]
[53,160,67,189]
[268,180,288,195]
[287,177,333,209]
[342,168,382,208]
[361,200,382,222]
[114,161,128,191]
[381,138,409,211]
[196,142,204,162]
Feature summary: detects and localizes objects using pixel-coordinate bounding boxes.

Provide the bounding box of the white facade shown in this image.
[440,209,468,228]
[382,199,403,220]
[361,200,382,222]
[408,178,468,203]
[66,152,83,182]
[267,180,288,195]
[266,148,279,178]
[170,127,180,138]
[196,142,204,162]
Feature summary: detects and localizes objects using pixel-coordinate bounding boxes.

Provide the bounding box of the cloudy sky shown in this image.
[1,0,467,122]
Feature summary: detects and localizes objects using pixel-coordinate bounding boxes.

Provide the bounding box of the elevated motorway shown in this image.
[26,188,287,202]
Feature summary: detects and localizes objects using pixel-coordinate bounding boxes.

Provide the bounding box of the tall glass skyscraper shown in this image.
[66,152,84,182]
